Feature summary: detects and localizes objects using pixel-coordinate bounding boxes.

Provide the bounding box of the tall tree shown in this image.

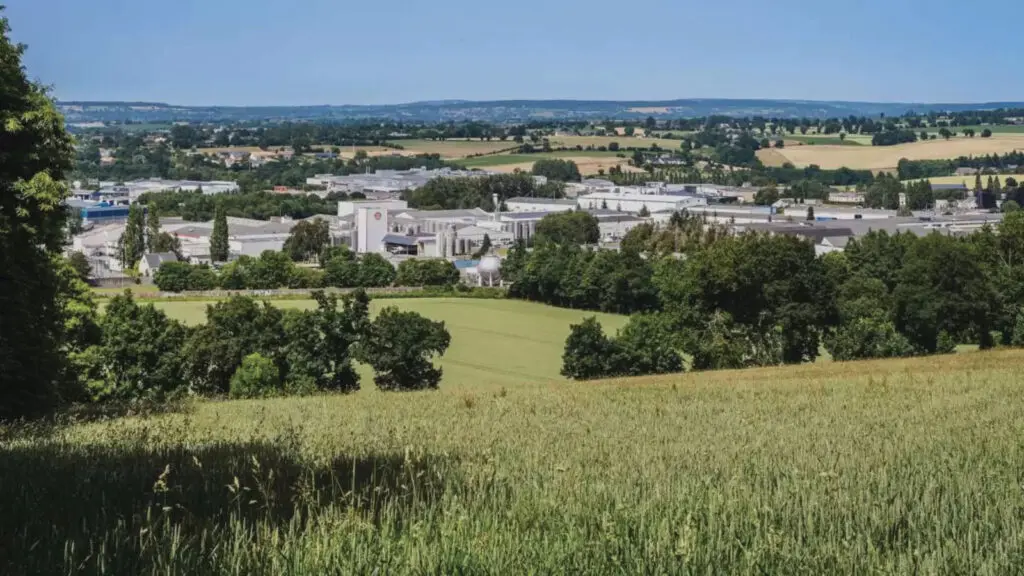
[0,6,77,417]
[210,200,229,262]
[118,204,145,269]
[145,203,161,252]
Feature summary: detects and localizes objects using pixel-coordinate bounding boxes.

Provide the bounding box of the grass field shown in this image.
[155,298,628,387]
[385,139,519,159]
[5,345,1024,573]
[759,134,1024,172]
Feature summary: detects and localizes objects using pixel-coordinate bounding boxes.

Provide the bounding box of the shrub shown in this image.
[229,353,281,399]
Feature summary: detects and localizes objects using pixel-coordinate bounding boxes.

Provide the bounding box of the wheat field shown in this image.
[4,345,1024,574]
[760,135,1024,172]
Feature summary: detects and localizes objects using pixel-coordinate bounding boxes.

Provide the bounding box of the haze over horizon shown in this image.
[9,0,1022,107]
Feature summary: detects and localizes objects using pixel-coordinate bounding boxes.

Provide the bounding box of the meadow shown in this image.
[4,342,1024,573]
[759,134,1024,171]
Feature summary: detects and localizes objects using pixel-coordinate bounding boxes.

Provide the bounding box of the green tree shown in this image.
[283,218,330,262]
[282,290,368,392]
[229,353,281,399]
[357,307,451,390]
[1003,200,1021,213]
[825,316,914,361]
[146,203,161,252]
[67,251,92,282]
[0,9,78,418]
[92,292,189,401]
[638,204,651,217]
[323,248,361,287]
[358,253,397,287]
[981,128,993,138]
[471,233,492,259]
[210,200,229,262]
[181,296,287,394]
[118,204,145,268]
[561,317,618,380]
[535,210,600,245]
[754,186,780,206]
[806,206,815,221]
[893,234,995,353]
[531,158,581,182]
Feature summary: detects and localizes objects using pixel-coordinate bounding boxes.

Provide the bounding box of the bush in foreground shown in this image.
[229,353,281,399]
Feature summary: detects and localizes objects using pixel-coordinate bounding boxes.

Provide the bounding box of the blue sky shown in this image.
[7,0,1022,106]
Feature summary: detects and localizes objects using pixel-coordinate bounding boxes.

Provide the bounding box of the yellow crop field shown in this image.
[760,135,1024,172]
[907,174,1021,186]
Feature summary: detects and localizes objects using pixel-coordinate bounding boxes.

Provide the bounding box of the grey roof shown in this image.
[505,197,577,205]
[143,252,177,268]
[382,234,419,247]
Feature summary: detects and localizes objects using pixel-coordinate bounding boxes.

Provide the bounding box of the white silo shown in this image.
[478,255,501,286]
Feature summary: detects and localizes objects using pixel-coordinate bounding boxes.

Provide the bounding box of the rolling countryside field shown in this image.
[759,134,1024,171]
[4,340,1024,573]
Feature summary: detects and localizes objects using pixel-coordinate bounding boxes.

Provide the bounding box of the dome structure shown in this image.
[478,256,501,275]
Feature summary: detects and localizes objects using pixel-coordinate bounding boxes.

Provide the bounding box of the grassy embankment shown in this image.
[3,293,1024,573]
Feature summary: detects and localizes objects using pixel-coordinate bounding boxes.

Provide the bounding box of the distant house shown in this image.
[138,252,178,277]
[955,167,979,176]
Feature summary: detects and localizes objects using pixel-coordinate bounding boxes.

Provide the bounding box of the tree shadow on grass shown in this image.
[0,438,453,575]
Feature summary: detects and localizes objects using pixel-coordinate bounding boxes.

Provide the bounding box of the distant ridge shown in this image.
[57,98,1024,124]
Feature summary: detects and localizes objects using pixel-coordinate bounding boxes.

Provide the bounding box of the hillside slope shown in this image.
[4,350,1024,573]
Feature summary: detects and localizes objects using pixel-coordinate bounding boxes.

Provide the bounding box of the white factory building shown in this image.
[504,197,577,213]
[577,190,708,214]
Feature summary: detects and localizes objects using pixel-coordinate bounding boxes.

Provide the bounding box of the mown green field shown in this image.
[4,349,1024,574]
[155,298,628,387]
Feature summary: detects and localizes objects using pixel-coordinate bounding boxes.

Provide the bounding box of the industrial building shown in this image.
[309,168,501,199]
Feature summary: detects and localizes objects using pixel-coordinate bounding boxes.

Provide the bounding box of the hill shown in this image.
[58,98,1024,124]
[4,337,1024,572]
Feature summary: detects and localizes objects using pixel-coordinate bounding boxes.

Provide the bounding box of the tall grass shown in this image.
[4,350,1024,574]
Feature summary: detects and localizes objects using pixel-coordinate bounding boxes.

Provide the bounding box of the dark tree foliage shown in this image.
[394,258,459,287]
[153,262,217,292]
[535,210,600,245]
[531,158,582,182]
[182,297,288,394]
[561,315,683,381]
[657,233,837,364]
[358,253,398,287]
[0,9,77,418]
[210,201,230,262]
[283,218,330,262]
[93,292,190,401]
[510,243,658,315]
[357,307,451,391]
[892,234,995,353]
[404,174,563,211]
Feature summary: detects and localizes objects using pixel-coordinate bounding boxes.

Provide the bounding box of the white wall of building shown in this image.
[504,200,575,214]
[355,208,389,253]
[338,199,408,217]
[577,192,707,214]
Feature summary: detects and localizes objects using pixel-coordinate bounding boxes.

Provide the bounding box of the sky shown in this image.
[7,0,1022,106]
